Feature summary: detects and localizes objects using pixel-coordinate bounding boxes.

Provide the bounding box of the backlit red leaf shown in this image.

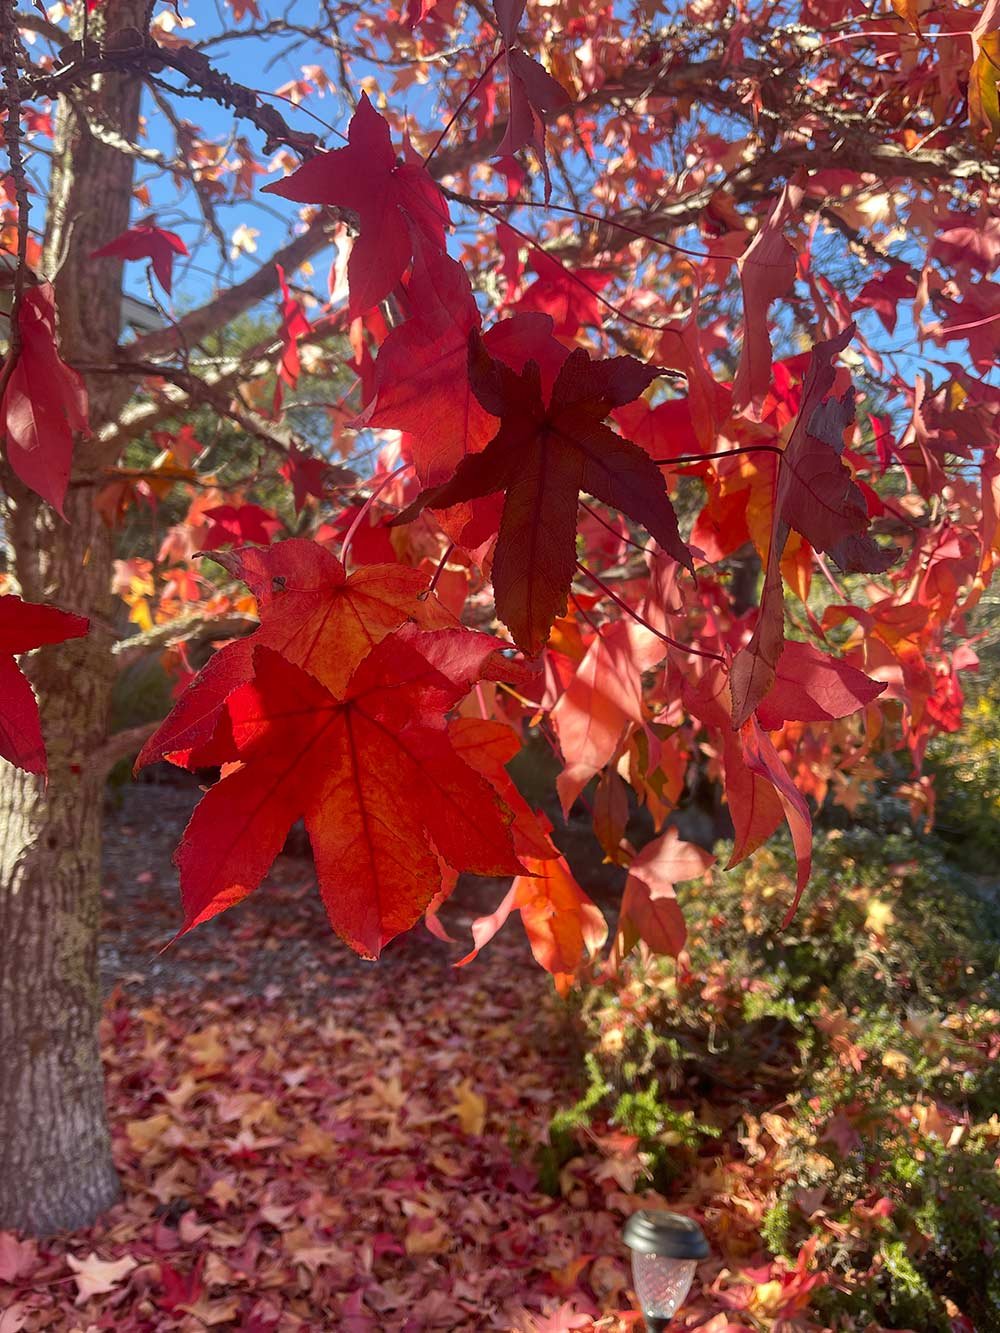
[397,340,691,655]
[459,845,606,992]
[263,93,450,317]
[551,618,666,812]
[0,595,89,775]
[138,540,445,769]
[1,284,89,516]
[730,325,895,725]
[732,183,800,418]
[175,640,523,958]
[91,225,189,295]
[756,640,886,730]
[617,827,714,958]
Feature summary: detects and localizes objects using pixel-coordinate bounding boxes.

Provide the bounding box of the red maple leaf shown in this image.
[491,0,571,201]
[730,324,896,725]
[755,640,885,730]
[174,637,524,958]
[616,828,715,959]
[550,618,667,811]
[686,663,812,912]
[853,264,917,335]
[200,503,282,551]
[138,539,451,769]
[0,595,89,775]
[459,841,606,993]
[275,262,310,391]
[447,716,557,860]
[731,183,800,418]
[355,241,498,487]
[327,504,400,564]
[280,442,329,512]
[514,251,613,337]
[91,225,189,295]
[1,284,89,516]
[263,93,450,317]
[356,239,569,493]
[397,338,692,654]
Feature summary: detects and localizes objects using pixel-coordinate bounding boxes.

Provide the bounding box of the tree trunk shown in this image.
[0,0,145,1234]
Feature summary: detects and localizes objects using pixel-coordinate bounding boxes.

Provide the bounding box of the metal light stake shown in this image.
[622,1210,709,1332]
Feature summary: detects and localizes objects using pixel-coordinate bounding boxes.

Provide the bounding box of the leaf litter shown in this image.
[2,786,822,1331]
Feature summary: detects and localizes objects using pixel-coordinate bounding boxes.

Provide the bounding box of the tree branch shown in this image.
[92,721,161,775]
[0,1,32,404]
[127,214,336,362]
[113,610,258,673]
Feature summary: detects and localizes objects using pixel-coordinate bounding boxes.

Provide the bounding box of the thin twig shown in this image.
[0,0,32,404]
[575,560,725,663]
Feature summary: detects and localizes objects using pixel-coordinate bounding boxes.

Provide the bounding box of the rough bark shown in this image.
[0,0,145,1234]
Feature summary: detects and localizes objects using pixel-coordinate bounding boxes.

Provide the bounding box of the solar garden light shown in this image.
[622,1210,709,1332]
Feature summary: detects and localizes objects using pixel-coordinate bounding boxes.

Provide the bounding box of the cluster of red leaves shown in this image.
[131,87,910,964]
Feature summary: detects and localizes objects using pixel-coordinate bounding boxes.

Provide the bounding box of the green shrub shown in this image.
[928,675,1000,874]
[548,826,1000,1329]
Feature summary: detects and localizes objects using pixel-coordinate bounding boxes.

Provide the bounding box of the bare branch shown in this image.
[0,1,33,405]
[113,609,258,673]
[12,11,63,45]
[92,721,161,775]
[127,214,336,362]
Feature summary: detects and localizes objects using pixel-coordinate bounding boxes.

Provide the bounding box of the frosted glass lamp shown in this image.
[622,1210,709,1332]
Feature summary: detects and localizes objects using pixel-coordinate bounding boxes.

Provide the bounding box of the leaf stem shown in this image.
[425,542,456,597]
[340,462,411,566]
[479,196,718,263]
[578,499,650,556]
[653,444,784,466]
[574,560,725,663]
[424,50,502,167]
[459,204,692,339]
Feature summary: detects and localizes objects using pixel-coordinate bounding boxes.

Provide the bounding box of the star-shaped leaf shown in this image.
[397,336,692,655]
[174,637,524,957]
[138,539,448,770]
[91,224,189,295]
[263,93,450,317]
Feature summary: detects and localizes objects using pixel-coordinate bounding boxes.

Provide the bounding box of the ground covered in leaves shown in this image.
[2,787,893,1333]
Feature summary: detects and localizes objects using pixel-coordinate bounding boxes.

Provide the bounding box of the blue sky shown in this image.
[21,0,990,415]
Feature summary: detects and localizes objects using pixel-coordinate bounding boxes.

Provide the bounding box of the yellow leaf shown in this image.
[127,597,153,632]
[749,1279,784,1316]
[177,1296,242,1326]
[125,1111,172,1155]
[66,1252,137,1304]
[452,1078,487,1135]
[889,0,920,31]
[405,1218,450,1255]
[183,1024,228,1072]
[865,899,895,935]
[288,1123,339,1161]
[882,1049,910,1077]
[970,25,1000,144]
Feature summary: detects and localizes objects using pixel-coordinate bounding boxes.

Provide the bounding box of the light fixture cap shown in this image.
[622,1210,709,1260]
